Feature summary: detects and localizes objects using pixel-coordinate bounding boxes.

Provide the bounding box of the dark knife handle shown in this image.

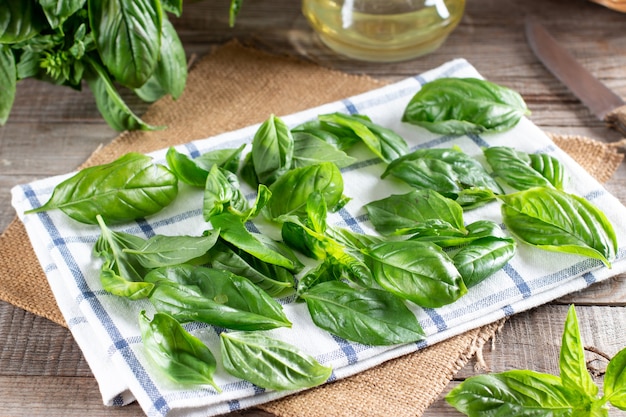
[605,105,626,136]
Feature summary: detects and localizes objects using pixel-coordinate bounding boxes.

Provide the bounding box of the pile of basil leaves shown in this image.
[25,78,618,396]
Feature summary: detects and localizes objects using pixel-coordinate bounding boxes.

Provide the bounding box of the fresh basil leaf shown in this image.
[452,236,516,288]
[203,165,247,220]
[292,131,357,169]
[85,57,159,131]
[160,0,182,17]
[318,112,409,163]
[365,189,465,236]
[251,114,294,185]
[325,226,384,251]
[88,0,162,88]
[560,305,599,398]
[0,45,16,125]
[281,220,328,261]
[266,162,344,219]
[99,259,154,299]
[381,147,502,207]
[139,311,220,390]
[500,187,617,267]
[195,144,244,175]
[484,146,564,190]
[166,145,244,187]
[296,259,341,297]
[38,0,86,29]
[402,77,530,134]
[26,152,178,224]
[122,231,219,268]
[410,219,506,248]
[228,0,243,27]
[0,1,46,43]
[363,240,466,308]
[446,370,586,416]
[220,331,332,391]
[604,347,626,410]
[301,281,425,346]
[291,121,360,151]
[147,265,291,330]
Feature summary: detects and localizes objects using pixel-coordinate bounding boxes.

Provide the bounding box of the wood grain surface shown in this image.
[2,0,626,415]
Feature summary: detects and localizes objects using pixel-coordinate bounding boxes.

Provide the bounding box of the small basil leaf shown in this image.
[251,114,294,185]
[139,311,220,391]
[26,152,178,224]
[122,231,219,268]
[166,145,245,187]
[292,131,357,169]
[203,165,247,220]
[500,187,617,267]
[411,219,506,248]
[604,347,626,410]
[93,215,147,281]
[220,331,332,391]
[38,0,86,29]
[281,221,327,260]
[484,146,563,190]
[0,45,16,125]
[160,0,182,17]
[452,237,516,288]
[363,240,466,308]
[296,259,341,297]
[325,226,384,251]
[291,121,360,151]
[99,260,154,299]
[301,281,425,346]
[560,305,599,398]
[402,77,530,134]
[195,144,244,175]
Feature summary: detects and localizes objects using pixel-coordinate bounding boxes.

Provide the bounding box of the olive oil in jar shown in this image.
[302,0,465,62]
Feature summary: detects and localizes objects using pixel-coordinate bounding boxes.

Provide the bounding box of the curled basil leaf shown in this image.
[203,165,248,220]
[410,219,506,248]
[484,146,565,190]
[166,145,244,188]
[301,281,425,346]
[292,131,356,169]
[251,114,294,185]
[220,331,332,391]
[500,187,617,267]
[26,152,178,224]
[402,77,530,134]
[139,311,220,391]
[452,237,516,288]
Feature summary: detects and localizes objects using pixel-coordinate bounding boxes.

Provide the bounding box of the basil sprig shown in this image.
[446,305,626,415]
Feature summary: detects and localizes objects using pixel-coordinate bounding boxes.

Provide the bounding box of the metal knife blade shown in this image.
[525,19,626,135]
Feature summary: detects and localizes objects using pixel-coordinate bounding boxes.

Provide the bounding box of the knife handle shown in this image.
[605,105,626,136]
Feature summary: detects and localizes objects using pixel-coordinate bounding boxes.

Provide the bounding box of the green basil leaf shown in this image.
[500,187,617,267]
[446,370,586,416]
[452,236,516,288]
[484,146,564,190]
[147,265,291,330]
[85,57,159,131]
[291,121,360,151]
[252,114,294,185]
[454,187,499,210]
[281,221,328,261]
[325,226,384,251]
[381,148,502,206]
[292,131,357,169]
[411,219,507,248]
[402,77,530,134]
[301,280,424,346]
[139,311,220,390]
[195,144,244,175]
[38,0,86,29]
[99,260,154,299]
[220,331,332,391]
[122,231,219,268]
[160,0,182,17]
[88,0,161,88]
[363,240,466,308]
[266,162,344,219]
[296,258,341,297]
[209,213,296,270]
[560,305,599,398]
[208,240,295,298]
[318,112,409,163]
[0,1,46,43]
[604,347,626,410]
[27,152,178,224]
[0,45,16,125]
[365,189,465,236]
[228,0,243,27]
[203,165,247,220]
[166,145,244,187]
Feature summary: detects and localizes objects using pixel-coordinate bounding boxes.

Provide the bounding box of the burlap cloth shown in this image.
[0,41,623,416]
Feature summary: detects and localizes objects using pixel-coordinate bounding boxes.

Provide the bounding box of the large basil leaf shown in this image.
[139,311,220,390]
[365,189,465,236]
[604,347,626,410]
[559,305,599,398]
[147,265,291,330]
[0,45,16,125]
[402,77,530,134]
[318,112,409,163]
[381,147,502,208]
[363,240,466,308]
[266,162,344,219]
[85,57,158,131]
[27,152,178,224]
[252,114,294,185]
[446,370,587,416]
[484,146,564,190]
[452,237,516,288]
[88,0,162,88]
[500,187,617,267]
[38,0,86,28]
[0,1,46,43]
[220,331,332,391]
[301,281,424,346]
[292,131,356,169]
[122,231,219,268]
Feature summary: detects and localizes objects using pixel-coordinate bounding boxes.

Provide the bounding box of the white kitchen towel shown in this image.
[12,58,626,417]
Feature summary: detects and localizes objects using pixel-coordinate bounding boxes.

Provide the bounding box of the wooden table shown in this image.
[2,0,626,415]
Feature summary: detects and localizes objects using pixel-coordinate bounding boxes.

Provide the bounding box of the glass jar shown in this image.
[302,0,465,62]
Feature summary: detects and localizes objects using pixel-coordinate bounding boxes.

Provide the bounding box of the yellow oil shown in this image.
[302,0,465,62]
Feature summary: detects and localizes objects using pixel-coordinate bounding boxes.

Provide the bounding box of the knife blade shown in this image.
[525,19,626,136]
